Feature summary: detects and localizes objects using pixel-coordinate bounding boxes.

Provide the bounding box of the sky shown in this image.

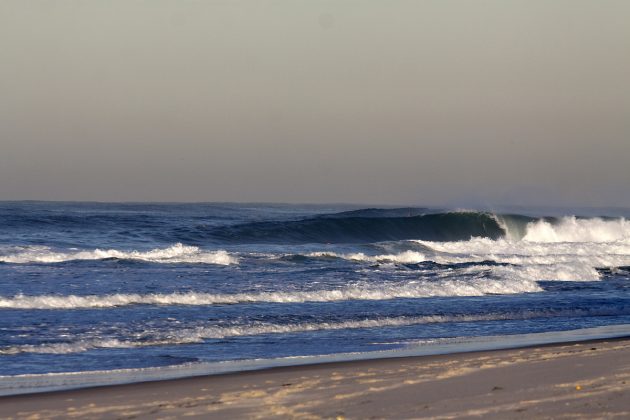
[1,1,629,207]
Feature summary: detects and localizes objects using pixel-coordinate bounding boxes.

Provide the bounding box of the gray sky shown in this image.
[1,1,629,206]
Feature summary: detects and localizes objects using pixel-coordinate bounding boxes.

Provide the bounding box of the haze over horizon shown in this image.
[1,1,629,207]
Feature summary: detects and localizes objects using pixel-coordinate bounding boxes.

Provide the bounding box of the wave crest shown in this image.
[0,277,540,310]
[0,244,237,265]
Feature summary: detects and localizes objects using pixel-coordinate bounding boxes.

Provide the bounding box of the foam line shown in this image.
[0,244,238,265]
[0,277,541,310]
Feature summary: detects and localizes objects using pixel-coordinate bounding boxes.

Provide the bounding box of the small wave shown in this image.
[306,250,426,264]
[0,278,540,310]
[2,307,627,355]
[0,339,132,355]
[0,244,237,265]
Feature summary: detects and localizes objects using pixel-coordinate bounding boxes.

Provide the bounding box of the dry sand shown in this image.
[1,338,629,419]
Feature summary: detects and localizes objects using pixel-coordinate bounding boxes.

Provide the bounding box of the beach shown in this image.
[2,337,629,419]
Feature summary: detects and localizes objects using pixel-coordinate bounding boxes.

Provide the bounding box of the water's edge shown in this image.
[2,324,628,397]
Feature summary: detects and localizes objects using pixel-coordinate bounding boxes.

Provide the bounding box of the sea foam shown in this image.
[523,216,629,243]
[408,216,630,282]
[306,250,426,264]
[0,275,540,310]
[0,243,237,265]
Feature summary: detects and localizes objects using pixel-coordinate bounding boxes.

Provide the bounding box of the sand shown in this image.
[1,338,629,419]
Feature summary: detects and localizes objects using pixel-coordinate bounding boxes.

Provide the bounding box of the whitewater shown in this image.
[1,202,629,384]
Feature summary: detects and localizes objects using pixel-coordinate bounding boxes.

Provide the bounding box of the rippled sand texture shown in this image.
[2,338,629,419]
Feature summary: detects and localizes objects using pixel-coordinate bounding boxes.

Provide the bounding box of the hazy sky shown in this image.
[1,1,629,206]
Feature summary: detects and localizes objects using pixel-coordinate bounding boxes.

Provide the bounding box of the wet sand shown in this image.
[1,338,629,419]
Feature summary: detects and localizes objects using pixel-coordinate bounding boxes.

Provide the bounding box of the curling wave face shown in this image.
[204,210,508,243]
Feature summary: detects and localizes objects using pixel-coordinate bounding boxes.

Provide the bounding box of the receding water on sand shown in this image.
[2,324,629,396]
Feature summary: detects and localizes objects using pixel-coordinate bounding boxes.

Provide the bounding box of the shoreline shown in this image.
[2,335,630,418]
[2,324,630,397]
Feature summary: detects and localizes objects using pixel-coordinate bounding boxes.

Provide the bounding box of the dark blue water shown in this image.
[1,202,629,378]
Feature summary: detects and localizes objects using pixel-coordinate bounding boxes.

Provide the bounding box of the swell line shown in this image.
[0,278,541,310]
[3,306,628,355]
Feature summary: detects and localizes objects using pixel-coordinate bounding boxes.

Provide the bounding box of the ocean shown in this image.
[1,202,629,393]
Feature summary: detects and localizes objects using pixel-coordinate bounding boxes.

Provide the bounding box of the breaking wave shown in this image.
[289,213,630,282]
[0,243,237,265]
[303,247,620,282]
[405,216,630,282]
[522,216,630,243]
[0,277,540,310]
[285,221,630,282]
[191,210,630,245]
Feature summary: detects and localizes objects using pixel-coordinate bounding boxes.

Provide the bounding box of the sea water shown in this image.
[1,202,629,392]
